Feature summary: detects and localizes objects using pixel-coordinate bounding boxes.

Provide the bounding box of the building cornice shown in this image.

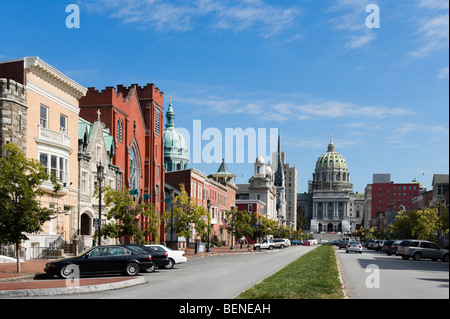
[23,57,87,99]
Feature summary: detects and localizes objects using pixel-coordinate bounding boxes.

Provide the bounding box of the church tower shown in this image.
[163,97,189,171]
[273,129,286,222]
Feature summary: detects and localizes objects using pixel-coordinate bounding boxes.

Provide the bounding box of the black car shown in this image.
[339,240,349,249]
[122,244,171,269]
[45,245,156,279]
[384,240,402,256]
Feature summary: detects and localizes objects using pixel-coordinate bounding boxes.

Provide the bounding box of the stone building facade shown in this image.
[0,78,27,155]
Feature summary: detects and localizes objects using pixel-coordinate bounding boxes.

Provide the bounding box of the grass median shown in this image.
[235,245,344,299]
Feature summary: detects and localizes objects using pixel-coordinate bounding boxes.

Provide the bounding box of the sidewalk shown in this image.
[0,246,255,297]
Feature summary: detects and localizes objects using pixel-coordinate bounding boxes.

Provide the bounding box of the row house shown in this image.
[1,57,167,259]
[0,57,87,259]
[165,160,237,249]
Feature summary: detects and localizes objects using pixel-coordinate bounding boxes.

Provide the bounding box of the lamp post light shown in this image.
[97,162,104,246]
[206,199,211,252]
[230,206,236,250]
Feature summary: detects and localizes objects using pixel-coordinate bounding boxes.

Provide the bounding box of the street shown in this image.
[336,247,449,299]
[31,245,317,299]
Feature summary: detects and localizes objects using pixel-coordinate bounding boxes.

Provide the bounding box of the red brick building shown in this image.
[371,182,421,218]
[79,83,165,243]
[165,165,237,248]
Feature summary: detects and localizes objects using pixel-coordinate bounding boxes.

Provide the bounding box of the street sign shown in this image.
[93,218,100,228]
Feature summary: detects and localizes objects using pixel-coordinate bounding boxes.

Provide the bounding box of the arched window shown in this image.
[130,147,138,191]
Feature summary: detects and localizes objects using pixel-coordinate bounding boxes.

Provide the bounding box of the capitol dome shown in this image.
[163,98,189,171]
[312,136,351,188]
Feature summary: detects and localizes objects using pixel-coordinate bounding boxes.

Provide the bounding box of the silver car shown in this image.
[346,241,363,254]
[396,240,449,262]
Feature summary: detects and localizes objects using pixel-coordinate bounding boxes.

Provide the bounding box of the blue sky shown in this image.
[1,0,448,193]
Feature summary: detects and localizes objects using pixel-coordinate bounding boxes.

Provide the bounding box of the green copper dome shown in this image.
[315,137,347,170]
[163,98,189,171]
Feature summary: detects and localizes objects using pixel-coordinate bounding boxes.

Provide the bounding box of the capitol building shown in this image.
[308,137,364,234]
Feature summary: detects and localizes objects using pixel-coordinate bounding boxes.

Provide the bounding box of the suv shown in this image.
[273,238,289,249]
[253,240,274,250]
[396,240,449,262]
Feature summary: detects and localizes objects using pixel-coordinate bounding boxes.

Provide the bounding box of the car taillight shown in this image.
[165,253,168,257]
[391,246,395,249]
[358,245,362,248]
[149,256,152,261]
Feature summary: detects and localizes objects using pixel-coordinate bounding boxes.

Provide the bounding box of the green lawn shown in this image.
[235,245,344,299]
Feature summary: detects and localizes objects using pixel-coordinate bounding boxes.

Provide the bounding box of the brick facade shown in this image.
[79,83,166,244]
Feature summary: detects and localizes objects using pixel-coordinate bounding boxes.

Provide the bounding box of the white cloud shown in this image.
[82,0,301,37]
[437,67,449,79]
[409,1,449,57]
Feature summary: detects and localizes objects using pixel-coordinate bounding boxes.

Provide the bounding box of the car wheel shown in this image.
[359,251,362,254]
[147,261,156,273]
[269,245,274,250]
[125,262,140,276]
[164,258,175,269]
[413,252,422,261]
[346,250,349,253]
[280,245,285,249]
[442,254,449,262]
[58,265,74,279]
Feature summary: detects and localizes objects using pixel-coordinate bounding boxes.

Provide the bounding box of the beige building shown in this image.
[0,57,87,259]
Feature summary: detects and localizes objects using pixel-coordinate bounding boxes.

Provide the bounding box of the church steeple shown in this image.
[274,128,284,186]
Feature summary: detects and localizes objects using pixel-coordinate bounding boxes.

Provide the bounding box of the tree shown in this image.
[412,206,442,242]
[226,209,252,246]
[162,185,208,245]
[0,143,59,273]
[95,185,160,244]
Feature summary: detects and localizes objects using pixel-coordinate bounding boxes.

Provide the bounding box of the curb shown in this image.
[0,276,147,298]
[334,248,350,299]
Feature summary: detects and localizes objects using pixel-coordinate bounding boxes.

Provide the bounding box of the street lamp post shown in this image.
[207,199,211,252]
[230,206,236,250]
[97,162,104,246]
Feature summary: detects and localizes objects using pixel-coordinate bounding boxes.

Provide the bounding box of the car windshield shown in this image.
[349,241,359,245]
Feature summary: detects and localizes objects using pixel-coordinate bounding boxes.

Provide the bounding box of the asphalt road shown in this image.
[36,245,317,299]
[336,247,449,299]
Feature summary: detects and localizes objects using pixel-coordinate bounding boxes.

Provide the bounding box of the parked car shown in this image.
[367,239,376,249]
[292,240,301,245]
[346,241,363,254]
[374,240,386,251]
[339,240,349,249]
[383,240,402,256]
[44,245,156,279]
[145,244,187,269]
[253,240,275,250]
[396,240,449,262]
[273,238,289,249]
[124,244,171,270]
[302,241,311,246]
[331,240,340,246]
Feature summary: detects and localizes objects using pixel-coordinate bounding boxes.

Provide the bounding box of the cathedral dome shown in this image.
[163,98,189,171]
[315,137,347,170]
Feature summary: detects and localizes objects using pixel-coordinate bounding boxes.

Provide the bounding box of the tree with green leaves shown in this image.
[162,185,209,245]
[226,209,252,246]
[0,143,60,273]
[94,185,160,244]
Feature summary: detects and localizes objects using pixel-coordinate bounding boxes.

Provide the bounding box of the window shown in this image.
[60,114,68,132]
[248,204,253,213]
[40,105,48,128]
[129,147,138,192]
[155,108,161,134]
[117,120,123,142]
[39,153,69,183]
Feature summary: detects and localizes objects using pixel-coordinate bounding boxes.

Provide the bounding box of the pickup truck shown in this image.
[253,240,275,250]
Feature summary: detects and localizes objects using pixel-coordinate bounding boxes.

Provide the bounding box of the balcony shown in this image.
[35,125,72,153]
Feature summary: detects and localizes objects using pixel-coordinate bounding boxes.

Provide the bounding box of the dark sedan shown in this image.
[339,240,349,249]
[44,245,156,279]
[122,244,171,269]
